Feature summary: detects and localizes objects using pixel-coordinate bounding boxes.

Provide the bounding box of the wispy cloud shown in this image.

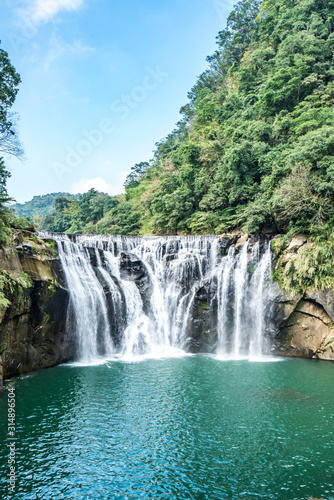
[44,33,94,69]
[72,175,125,196]
[9,1,86,52]
[72,177,113,195]
[23,0,84,24]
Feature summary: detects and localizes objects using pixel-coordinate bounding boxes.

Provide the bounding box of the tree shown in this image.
[0,43,22,158]
[0,157,11,207]
[96,200,141,235]
[124,162,150,190]
[273,163,334,233]
[55,197,71,212]
[0,43,22,243]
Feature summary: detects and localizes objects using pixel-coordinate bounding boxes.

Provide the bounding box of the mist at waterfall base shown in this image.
[1,358,333,499]
[48,233,275,362]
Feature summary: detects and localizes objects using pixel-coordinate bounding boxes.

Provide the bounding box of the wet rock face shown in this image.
[1,280,73,381]
[271,235,334,361]
[86,247,100,268]
[271,285,302,328]
[119,252,153,315]
[274,297,334,361]
[272,288,334,361]
[120,252,147,281]
[0,232,74,390]
[186,281,218,353]
[218,235,237,256]
[306,290,334,324]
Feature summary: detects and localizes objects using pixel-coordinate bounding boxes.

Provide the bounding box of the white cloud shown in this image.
[25,0,84,24]
[72,176,125,196]
[44,34,94,69]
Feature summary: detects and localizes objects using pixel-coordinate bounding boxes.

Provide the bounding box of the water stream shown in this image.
[2,235,331,500]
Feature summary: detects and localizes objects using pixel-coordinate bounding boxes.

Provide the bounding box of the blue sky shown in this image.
[1,0,234,203]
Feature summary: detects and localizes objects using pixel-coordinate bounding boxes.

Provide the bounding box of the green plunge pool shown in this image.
[0,356,333,499]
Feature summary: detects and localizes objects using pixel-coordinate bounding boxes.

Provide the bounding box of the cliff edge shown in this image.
[0,230,74,391]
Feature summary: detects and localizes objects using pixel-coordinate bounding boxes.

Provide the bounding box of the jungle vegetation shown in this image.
[5,0,334,291]
[39,0,334,239]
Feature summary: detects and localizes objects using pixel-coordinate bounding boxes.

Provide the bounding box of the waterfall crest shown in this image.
[40,233,274,361]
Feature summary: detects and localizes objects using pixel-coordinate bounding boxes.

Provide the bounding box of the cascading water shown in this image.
[40,233,274,361]
[56,238,114,361]
[216,240,273,359]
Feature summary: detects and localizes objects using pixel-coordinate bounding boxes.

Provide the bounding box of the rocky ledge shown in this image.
[272,235,334,361]
[0,231,74,391]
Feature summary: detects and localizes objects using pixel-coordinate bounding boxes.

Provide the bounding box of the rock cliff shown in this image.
[0,231,74,391]
[272,236,334,361]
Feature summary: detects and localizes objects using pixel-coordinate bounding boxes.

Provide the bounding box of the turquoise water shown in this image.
[0,356,333,500]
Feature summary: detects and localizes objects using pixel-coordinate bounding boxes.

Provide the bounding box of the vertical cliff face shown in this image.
[273,288,334,361]
[0,231,74,391]
[272,236,334,361]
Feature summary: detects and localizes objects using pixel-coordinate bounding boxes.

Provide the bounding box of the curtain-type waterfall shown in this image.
[41,233,273,361]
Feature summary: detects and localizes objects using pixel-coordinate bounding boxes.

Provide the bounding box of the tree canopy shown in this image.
[0,42,22,158]
[0,42,23,243]
[120,0,334,237]
[29,0,334,242]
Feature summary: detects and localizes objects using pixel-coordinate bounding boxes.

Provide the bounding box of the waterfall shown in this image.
[56,238,114,361]
[40,233,273,360]
[216,240,273,359]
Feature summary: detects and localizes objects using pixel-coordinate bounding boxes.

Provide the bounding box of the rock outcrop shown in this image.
[0,231,74,391]
[272,236,334,361]
[187,281,218,353]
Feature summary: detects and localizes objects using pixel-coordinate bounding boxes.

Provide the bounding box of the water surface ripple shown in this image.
[0,356,333,499]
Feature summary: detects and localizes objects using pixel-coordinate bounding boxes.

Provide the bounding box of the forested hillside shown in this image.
[38,189,119,234]
[11,193,80,224]
[125,0,334,237]
[40,0,334,239]
[18,0,334,291]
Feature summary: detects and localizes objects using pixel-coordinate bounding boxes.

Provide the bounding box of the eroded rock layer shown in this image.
[0,231,74,390]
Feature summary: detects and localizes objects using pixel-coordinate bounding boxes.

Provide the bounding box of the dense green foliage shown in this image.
[36,0,334,240]
[273,232,334,293]
[0,270,32,311]
[0,42,22,158]
[13,0,334,291]
[38,189,128,234]
[0,157,12,242]
[118,0,334,237]
[0,42,27,246]
[11,192,80,225]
